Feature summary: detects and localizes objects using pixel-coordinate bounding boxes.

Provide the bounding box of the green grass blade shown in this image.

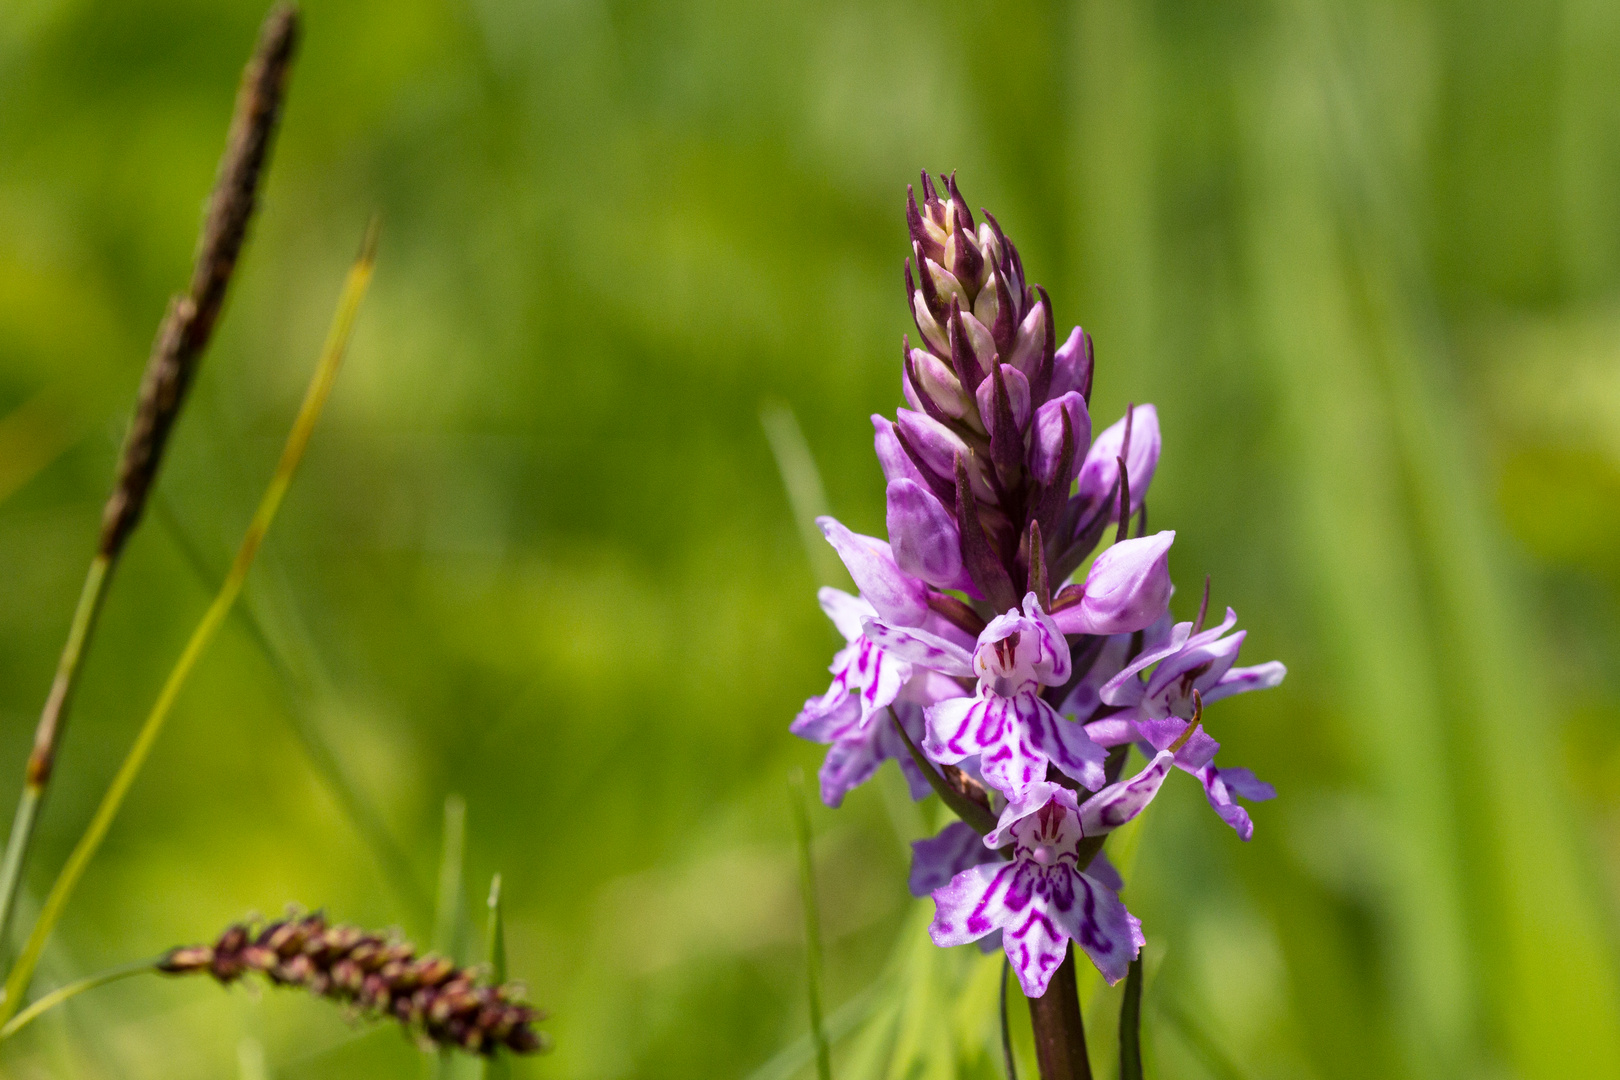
[484,874,510,1080]
[789,768,832,1080]
[429,794,467,1080]
[761,401,846,590]
[1117,958,1142,1080]
[0,957,158,1042]
[153,496,431,926]
[0,224,377,1023]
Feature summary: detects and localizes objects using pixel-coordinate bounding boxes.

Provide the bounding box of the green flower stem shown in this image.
[0,556,114,959]
[789,769,832,1080]
[0,225,376,1024]
[0,958,159,1042]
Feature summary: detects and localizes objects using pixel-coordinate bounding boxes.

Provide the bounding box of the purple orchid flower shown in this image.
[1085,607,1286,839]
[865,594,1107,798]
[928,749,1180,995]
[907,820,1124,957]
[790,587,967,807]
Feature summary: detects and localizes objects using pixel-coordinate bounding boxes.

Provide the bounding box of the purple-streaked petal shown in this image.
[1057,868,1143,985]
[923,696,997,763]
[817,587,872,643]
[1028,392,1091,486]
[929,861,1018,947]
[1050,532,1175,636]
[1142,628,1246,712]
[1217,766,1276,802]
[1083,715,1141,747]
[1196,764,1265,841]
[1076,404,1161,520]
[886,479,968,591]
[1201,661,1288,704]
[986,781,1081,848]
[854,639,911,722]
[1077,750,1176,836]
[1024,595,1074,685]
[910,821,1006,897]
[790,679,861,744]
[863,618,975,677]
[978,693,1053,797]
[817,734,888,808]
[1003,885,1072,997]
[1033,707,1108,791]
[818,517,930,626]
[1135,718,1220,770]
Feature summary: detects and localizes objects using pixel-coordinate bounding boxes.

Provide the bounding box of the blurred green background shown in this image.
[3,0,1620,1077]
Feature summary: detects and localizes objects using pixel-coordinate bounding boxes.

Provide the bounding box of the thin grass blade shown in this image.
[789,768,833,1080]
[1117,957,1142,1080]
[761,401,846,589]
[484,873,511,1080]
[0,222,377,1023]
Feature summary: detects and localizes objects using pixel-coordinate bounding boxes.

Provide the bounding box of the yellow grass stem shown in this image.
[0,224,377,1023]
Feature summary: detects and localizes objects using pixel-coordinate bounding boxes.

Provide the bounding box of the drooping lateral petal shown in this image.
[1057,868,1143,985]
[790,678,862,744]
[817,587,871,643]
[929,861,1019,947]
[910,821,1006,897]
[886,479,968,591]
[862,618,975,677]
[818,517,930,626]
[1200,661,1288,705]
[1099,612,1232,706]
[1077,750,1177,836]
[1216,766,1277,802]
[1050,532,1175,636]
[818,734,889,809]
[1195,764,1273,841]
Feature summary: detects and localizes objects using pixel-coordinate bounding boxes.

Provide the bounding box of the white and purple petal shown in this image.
[817,517,930,626]
[863,618,976,677]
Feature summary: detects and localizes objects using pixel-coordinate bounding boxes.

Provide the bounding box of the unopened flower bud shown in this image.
[886,479,966,590]
[1029,392,1091,486]
[1050,531,1175,635]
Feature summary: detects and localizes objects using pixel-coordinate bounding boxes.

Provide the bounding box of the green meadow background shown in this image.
[3,0,1620,1077]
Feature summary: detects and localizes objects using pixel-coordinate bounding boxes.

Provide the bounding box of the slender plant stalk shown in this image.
[0,957,159,1042]
[1118,957,1143,1080]
[429,795,467,1080]
[788,769,833,1080]
[1001,958,1019,1080]
[0,3,300,958]
[0,225,377,1023]
[484,874,511,1080]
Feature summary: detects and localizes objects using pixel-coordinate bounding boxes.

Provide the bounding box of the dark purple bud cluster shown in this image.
[158,910,546,1056]
[891,172,1141,618]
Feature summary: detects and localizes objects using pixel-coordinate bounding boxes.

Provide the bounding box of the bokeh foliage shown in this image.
[2,0,1620,1077]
